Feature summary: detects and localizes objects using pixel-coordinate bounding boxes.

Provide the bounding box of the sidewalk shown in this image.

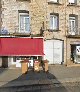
[0,65,80,87]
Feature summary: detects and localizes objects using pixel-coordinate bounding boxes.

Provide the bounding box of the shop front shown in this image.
[8,56,40,68]
[0,37,44,68]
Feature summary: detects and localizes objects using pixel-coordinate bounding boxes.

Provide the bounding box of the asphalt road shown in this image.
[0,82,80,92]
[0,66,80,92]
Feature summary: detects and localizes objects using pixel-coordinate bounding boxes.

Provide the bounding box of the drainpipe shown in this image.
[65,0,67,66]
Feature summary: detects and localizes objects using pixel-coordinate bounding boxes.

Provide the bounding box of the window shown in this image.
[69,16,76,32]
[49,0,58,3]
[50,14,59,30]
[69,15,78,35]
[69,0,77,4]
[19,12,30,33]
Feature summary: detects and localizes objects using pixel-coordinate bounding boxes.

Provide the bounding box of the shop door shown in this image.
[53,40,63,64]
[44,40,54,64]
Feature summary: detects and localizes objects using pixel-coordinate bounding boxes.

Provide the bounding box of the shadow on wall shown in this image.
[0,70,68,92]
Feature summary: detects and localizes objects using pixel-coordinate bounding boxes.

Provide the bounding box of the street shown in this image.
[0,65,80,92]
[0,82,80,92]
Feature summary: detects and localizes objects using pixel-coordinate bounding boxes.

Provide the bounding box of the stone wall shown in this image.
[1,0,30,33]
[1,0,80,65]
[0,0,1,29]
[2,0,80,37]
[1,0,46,34]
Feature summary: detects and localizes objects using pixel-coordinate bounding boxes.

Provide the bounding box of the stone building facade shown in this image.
[0,0,80,67]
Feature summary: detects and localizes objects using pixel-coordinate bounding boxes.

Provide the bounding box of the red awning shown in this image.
[0,38,44,56]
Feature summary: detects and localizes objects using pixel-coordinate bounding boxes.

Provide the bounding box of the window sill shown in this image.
[66,35,80,38]
[16,0,30,1]
[13,32,31,36]
[48,1,62,5]
[48,29,61,32]
[67,4,79,7]
[16,0,31,2]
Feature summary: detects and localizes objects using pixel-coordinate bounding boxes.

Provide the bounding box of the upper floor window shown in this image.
[69,15,78,35]
[19,11,30,33]
[68,0,77,4]
[49,0,58,3]
[50,13,59,30]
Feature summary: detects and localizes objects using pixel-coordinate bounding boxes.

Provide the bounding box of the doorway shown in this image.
[71,45,80,63]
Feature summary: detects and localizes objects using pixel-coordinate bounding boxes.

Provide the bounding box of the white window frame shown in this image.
[69,16,76,32]
[50,14,59,30]
[69,15,78,35]
[19,13,30,33]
